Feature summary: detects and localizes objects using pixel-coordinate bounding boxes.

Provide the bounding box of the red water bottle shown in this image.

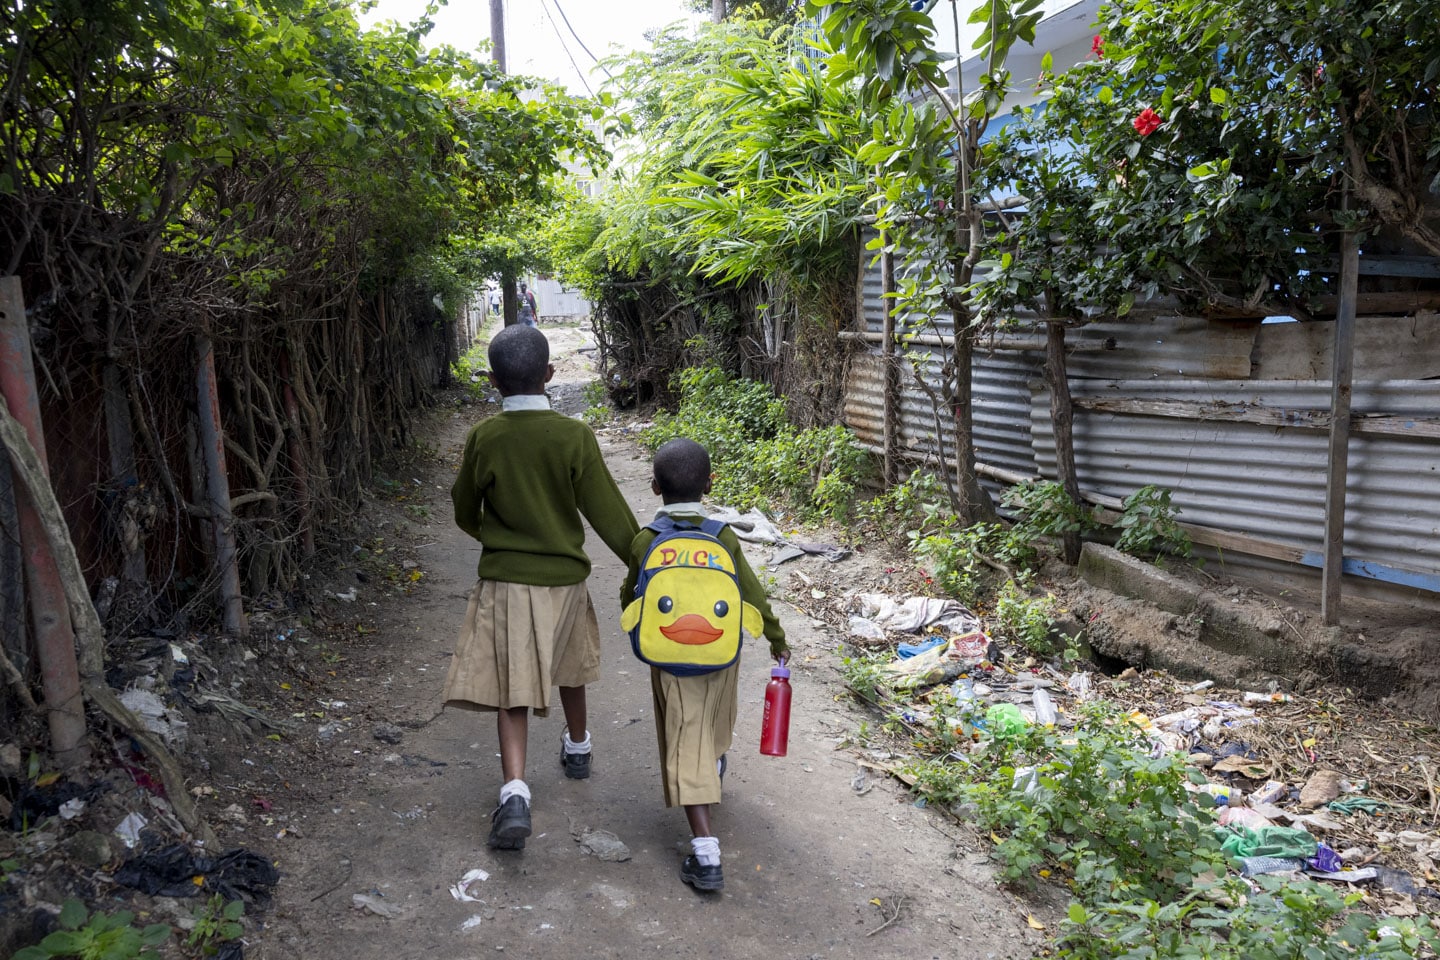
[760,659,791,757]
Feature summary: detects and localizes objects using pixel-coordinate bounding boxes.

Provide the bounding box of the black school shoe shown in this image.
[560,746,592,780]
[488,795,531,850]
[680,855,724,892]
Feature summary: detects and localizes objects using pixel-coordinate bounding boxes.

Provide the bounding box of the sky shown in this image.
[355,0,706,97]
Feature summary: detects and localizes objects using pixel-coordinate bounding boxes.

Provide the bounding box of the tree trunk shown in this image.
[195,334,247,636]
[949,324,994,525]
[502,271,519,327]
[713,0,726,23]
[0,277,88,766]
[0,392,215,846]
[1046,321,1082,564]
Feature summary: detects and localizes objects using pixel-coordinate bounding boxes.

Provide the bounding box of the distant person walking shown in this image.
[518,282,538,327]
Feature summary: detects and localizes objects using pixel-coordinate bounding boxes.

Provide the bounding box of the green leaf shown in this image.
[1068,902,1088,924]
[1040,51,1053,73]
[223,899,245,921]
[1098,86,1113,104]
[1208,87,1228,105]
[59,899,88,930]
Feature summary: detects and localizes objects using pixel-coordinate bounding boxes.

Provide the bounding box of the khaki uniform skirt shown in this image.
[443,580,601,717]
[650,660,739,807]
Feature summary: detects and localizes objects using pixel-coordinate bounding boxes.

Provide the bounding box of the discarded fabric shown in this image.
[849,594,982,636]
[896,637,946,660]
[113,844,280,905]
[1218,825,1317,861]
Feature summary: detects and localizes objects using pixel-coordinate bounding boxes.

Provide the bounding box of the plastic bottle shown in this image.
[760,659,792,757]
[1032,688,1058,727]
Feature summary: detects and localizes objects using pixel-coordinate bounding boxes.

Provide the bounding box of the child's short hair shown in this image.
[488,325,549,392]
[653,438,711,500]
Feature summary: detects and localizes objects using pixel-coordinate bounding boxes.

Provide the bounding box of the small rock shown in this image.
[373,723,404,745]
[1298,769,1345,811]
[570,822,631,862]
[352,893,403,919]
[0,742,21,776]
[62,831,112,869]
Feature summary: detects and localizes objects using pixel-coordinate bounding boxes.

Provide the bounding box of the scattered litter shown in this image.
[849,594,983,637]
[351,893,402,918]
[1218,825,1317,861]
[332,587,359,602]
[450,868,490,902]
[1305,867,1377,883]
[114,812,148,849]
[1298,770,1346,811]
[460,915,486,931]
[58,798,86,820]
[1327,796,1386,816]
[1238,856,1305,877]
[1242,691,1291,704]
[851,768,872,796]
[113,844,280,905]
[1250,780,1287,805]
[1032,688,1058,727]
[895,637,946,660]
[1066,672,1093,700]
[119,687,188,745]
[1308,842,1343,873]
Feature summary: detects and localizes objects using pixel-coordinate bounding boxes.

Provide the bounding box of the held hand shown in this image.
[773,649,789,666]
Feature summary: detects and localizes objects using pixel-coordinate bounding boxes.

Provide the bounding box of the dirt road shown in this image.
[254,324,1041,960]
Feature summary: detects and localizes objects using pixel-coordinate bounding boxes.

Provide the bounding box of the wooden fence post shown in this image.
[195,334,247,635]
[1321,228,1360,625]
[0,276,89,765]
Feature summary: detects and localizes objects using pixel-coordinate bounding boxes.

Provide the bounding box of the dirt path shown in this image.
[252,323,1042,960]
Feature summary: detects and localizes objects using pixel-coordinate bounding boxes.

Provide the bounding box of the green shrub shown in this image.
[1115,484,1192,559]
[908,702,1225,901]
[992,577,1059,654]
[13,899,171,960]
[1058,877,1438,960]
[1003,480,1097,543]
[857,468,954,546]
[450,340,489,400]
[641,365,869,522]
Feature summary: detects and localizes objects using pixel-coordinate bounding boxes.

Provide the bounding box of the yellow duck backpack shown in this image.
[620,516,762,676]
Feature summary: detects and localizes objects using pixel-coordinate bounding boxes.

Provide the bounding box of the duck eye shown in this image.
[713,600,729,618]
[657,596,673,613]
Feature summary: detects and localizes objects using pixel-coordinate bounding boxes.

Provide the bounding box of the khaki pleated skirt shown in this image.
[443,579,601,717]
[650,660,739,807]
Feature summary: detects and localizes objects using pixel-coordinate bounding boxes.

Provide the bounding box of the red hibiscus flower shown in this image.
[1091,35,1105,59]
[1132,107,1163,136]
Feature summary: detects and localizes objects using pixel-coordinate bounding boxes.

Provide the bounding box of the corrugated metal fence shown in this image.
[843,241,1440,596]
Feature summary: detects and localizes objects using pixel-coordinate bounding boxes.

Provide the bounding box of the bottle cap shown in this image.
[771,665,790,679]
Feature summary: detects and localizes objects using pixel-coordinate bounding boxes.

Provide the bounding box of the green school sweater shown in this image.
[619,512,789,659]
[451,409,638,585]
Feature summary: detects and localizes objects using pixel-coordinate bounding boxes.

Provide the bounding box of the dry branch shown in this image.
[0,392,216,846]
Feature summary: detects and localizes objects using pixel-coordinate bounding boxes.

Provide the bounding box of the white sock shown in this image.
[499,779,531,806]
[563,729,591,755]
[691,836,721,866]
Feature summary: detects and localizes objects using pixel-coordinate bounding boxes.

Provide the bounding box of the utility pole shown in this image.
[713,0,725,23]
[490,0,518,324]
[490,0,507,72]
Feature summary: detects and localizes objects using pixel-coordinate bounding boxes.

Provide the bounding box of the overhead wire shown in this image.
[550,0,614,79]
[537,0,596,97]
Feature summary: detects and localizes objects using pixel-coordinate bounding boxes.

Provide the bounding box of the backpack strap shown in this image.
[698,517,727,538]
[644,515,678,536]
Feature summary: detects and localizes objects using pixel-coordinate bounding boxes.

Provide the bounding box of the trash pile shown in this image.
[832,590,1440,917]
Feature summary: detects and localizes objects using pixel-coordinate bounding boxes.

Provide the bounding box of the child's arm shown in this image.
[450,429,484,540]
[575,432,641,560]
[723,528,789,661]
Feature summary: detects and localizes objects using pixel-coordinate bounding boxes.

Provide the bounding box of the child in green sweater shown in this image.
[620,438,789,892]
[444,325,639,850]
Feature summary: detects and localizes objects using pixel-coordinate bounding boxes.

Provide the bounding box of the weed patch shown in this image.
[641,365,869,523]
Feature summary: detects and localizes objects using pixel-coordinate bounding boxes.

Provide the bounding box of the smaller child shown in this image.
[619,438,788,892]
